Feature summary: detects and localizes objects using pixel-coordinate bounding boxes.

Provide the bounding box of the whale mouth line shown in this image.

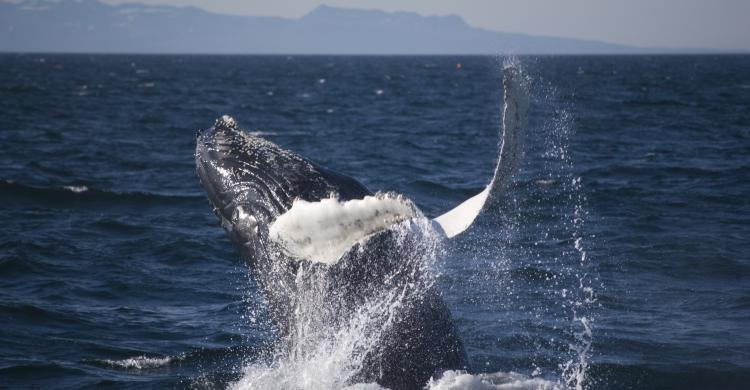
[269,193,419,264]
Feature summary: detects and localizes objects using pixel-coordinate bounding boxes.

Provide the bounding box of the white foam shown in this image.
[427,370,561,390]
[64,185,88,193]
[100,355,175,369]
[233,368,560,390]
[269,194,417,264]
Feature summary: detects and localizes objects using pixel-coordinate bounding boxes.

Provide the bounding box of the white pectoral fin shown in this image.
[269,194,417,264]
[433,65,528,239]
[433,187,490,238]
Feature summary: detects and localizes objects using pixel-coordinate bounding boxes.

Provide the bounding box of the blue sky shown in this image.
[100,0,750,51]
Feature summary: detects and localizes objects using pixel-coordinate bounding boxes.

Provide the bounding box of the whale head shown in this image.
[195,116,277,248]
[195,115,373,261]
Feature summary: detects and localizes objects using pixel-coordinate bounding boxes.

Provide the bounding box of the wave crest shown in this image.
[427,370,560,390]
[95,354,180,369]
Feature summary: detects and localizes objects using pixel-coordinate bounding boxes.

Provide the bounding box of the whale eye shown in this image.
[232,206,258,236]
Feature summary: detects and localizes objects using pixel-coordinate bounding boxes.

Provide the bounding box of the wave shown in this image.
[63,185,89,193]
[0,302,94,327]
[84,345,251,373]
[427,370,560,390]
[232,367,560,390]
[586,363,750,390]
[93,354,182,369]
[0,362,87,379]
[0,180,201,206]
[622,99,694,108]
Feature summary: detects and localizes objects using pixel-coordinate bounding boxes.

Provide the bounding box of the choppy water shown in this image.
[1,54,749,389]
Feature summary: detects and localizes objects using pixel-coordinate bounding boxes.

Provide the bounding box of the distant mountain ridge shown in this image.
[1,0,644,54]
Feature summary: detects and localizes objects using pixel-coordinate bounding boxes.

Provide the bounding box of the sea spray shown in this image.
[231,60,598,390]
[232,216,445,389]
[437,59,598,389]
[530,65,597,389]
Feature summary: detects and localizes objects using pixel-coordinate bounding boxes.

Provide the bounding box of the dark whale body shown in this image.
[196,117,466,389]
[195,67,527,389]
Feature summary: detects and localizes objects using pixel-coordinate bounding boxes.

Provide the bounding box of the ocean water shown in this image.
[1,54,749,389]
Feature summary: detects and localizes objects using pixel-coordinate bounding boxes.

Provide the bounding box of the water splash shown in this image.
[427,370,561,390]
[443,58,597,389]
[560,177,596,390]
[229,59,597,390]
[531,63,597,390]
[231,217,444,390]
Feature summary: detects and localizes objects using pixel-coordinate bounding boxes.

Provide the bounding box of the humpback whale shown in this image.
[195,66,527,389]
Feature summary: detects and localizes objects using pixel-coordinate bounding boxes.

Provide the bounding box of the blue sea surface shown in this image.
[0,54,748,389]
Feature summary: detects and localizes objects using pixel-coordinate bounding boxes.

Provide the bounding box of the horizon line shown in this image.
[2,50,748,56]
